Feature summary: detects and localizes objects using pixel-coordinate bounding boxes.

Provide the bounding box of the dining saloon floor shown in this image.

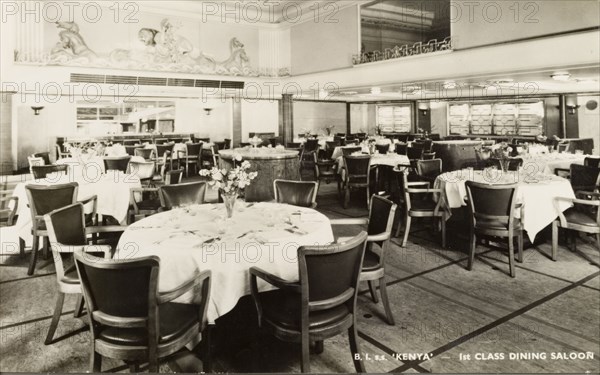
[0,178,599,374]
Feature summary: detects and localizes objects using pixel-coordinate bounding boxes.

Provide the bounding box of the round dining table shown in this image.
[115,202,334,323]
[13,170,141,246]
[434,169,576,242]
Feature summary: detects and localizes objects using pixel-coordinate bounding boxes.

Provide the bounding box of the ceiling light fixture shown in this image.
[31,106,44,115]
[443,82,457,89]
[551,72,571,81]
[204,108,213,116]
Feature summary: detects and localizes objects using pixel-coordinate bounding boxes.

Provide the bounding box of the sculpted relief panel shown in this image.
[25,18,258,76]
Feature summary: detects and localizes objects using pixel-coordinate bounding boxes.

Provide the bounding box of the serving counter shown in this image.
[219,148,301,202]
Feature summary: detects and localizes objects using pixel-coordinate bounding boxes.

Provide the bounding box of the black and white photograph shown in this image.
[0,0,599,373]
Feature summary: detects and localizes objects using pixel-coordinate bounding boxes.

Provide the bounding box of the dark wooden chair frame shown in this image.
[273,179,318,209]
[250,231,368,373]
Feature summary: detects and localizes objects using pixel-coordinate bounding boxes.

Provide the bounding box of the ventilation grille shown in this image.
[70,73,244,89]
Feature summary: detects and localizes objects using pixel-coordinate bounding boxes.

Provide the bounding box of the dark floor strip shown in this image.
[389,271,600,373]
[0,310,75,331]
[0,272,55,285]
[479,253,600,291]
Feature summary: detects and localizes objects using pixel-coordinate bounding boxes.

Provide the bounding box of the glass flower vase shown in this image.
[221,190,238,218]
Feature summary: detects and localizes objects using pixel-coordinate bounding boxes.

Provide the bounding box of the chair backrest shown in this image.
[197,137,210,143]
[326,140,341,150]
[159,181,207,209]
[406,147,423,160]
[28,156,45,172]
[489,157,523,171]
[31,164,68,179]
[304,139,319,152]
[584,157,600,168]
[367,195,396,238]
[134,148,154,160]
[44,203,87,246]
[169,138,184,143]
[416,159,442,178]
[570,164,600,192]
[341,147,361,157]
[465,181,519,230]
[154,138,169,145]
[164,168,183,185]
[124,145,140,156]
[186,142,203,156]
[286,142,302,149]
[422,152,436,160]
[557,143,568,153]
[127,160,155,180]
[298,231,367,307]
[224,139,232,149]
[375,144,390,154]
[156,143,174,157]
[273,180,318,208]
[214,141,226,151]
[75,252,160,329]
[395,143,407,155]
[343,155,371,182]
[34,152,51,165]
[104,156,131,172]
[25,183,78,220]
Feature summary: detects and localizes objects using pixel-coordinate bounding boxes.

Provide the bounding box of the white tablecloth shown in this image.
[13,170,141,246]
[56,156,106,179]
[331,145,370,160]
[518,153,586,175]
[434,170,575,242]
[336,153,410,173]
[115,202,334,323]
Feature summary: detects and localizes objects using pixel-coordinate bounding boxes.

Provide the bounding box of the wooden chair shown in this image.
[570,165,600,192]
[395,143,407,155]
[273,179,318,208]
[584,157,600,168]
[123,139,141,146]
[55,144,70,159]
[43,202,125,345]
[177,143,203,176]
[406,147,423,161]
[25,183,83,275]
[104,156,131,173]
[552,191,600,260]
[124,145,142,156]
[197,137,210,143]
[34,152,52,165]
[286,142,302,149]
[341,147,361,157]
[340,155,372,209]
[155,143,174,171]
[421,152,437,160]
[301,139,320,172]
[330,195,397,325]
[415,159,442,184]
[127,160,156,186]
[159,181,207,209]
[154,138,169,145]
[74,252,211,373]
[313,152,337,187]
[31,164,68,179]
[489,157,523,171]
[250,231,368,373]
[130,187,161,223]
[375,144,390,154]
[134,148,155,161]
[0,190,18,227]
[465,181,523,278]
[201,145,220,170]
[395,170,446,248]
[224,139,232,149]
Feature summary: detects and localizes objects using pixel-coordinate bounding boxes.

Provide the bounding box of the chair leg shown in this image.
[202,326,212,373]
[19,238,25,258]
[517,232,524,263]
[440,216,446,248]
[45,292,65,345]
[596,234,600,250]
[367,281,379,303]
[91,351,101,373]
[508,237,516,278]
[468,231,476,270]
[343,188,350,209]
[27,236,39,275]
[366,186,370,209]
[571,231,578,252]
[42,236,50,259]
[314,340,324,354]
[348,325,366,373]
[551,222,558,261]
[378,277,395,326]
[300,337,310,373]
[401,216,412,247]
[74,294,84,318]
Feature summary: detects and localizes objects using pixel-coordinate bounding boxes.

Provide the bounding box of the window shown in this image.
[377,104,412,133]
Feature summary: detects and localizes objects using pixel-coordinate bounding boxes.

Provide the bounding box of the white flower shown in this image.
[234,153,243,161]
[241,161,250,169]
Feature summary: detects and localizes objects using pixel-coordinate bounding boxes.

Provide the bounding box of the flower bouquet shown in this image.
[489,142,513,172]
[199,155,258,218]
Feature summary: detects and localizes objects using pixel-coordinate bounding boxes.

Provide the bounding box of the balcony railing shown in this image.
[353,37,452,65]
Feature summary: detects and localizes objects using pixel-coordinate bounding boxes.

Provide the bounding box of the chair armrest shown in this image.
[329,218,369,226]
[367,232,390,242]
[66,244,112,258]
[555,196,600,206]
[158,270,211,304]
[86,225,127,235]
[576,191,600,198]
[249,266,300,292]
[554,167,570,176]
[406,181,430,187]
[407,188,442,194]
[79,195,98,205]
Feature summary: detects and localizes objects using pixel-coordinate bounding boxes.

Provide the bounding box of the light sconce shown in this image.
[566,104,580,115]
[31,106,44,115]
[418,103,430,116]
[204,108,213,116]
